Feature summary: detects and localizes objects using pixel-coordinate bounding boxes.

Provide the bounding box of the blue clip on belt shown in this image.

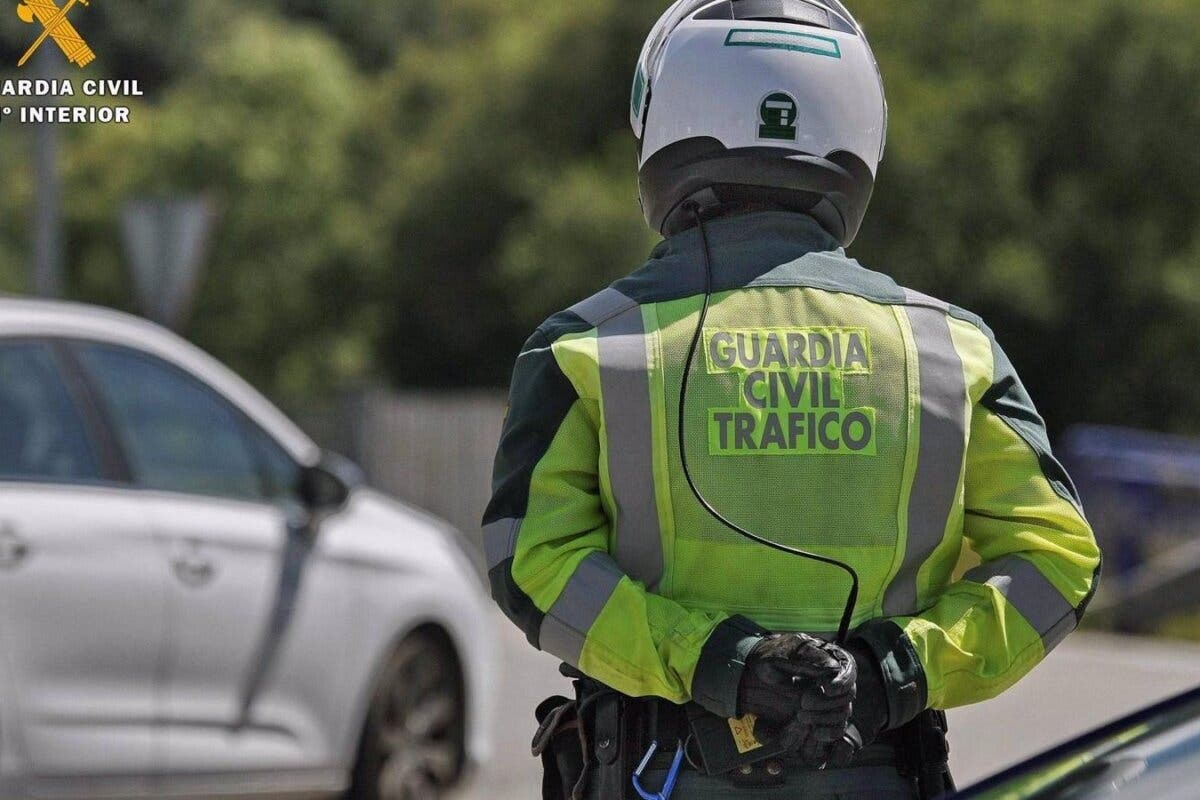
[632,739,685,800]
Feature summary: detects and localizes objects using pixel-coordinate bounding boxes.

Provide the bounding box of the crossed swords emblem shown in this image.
[16,0,94,68]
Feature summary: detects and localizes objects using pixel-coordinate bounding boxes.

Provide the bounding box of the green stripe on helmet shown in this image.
[724,28,842,59]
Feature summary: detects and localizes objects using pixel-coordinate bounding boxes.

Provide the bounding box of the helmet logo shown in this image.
[758,92,798,141]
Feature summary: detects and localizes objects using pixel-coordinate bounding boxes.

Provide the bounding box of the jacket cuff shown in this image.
[690,615,767,719]
[851,619,928,730]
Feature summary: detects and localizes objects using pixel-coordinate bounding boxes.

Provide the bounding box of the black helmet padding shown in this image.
[638,137,875,244]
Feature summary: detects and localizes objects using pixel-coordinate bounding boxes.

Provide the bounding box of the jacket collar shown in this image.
[626,212,844,300]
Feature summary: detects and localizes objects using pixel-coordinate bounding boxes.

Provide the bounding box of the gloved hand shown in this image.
[736,633,856,760]
[823,641,889,767]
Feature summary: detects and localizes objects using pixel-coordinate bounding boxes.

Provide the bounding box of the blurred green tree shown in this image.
[363,0,660,387]
[61,14,376,398]
[853,0,1200,433]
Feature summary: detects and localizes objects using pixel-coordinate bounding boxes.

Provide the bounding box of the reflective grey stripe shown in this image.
[483,517,521,570]
[966,555,1077,651]
[883,293,967,616]
[566,286,664,588]
[539,552,624,665]
[569,287,638,327]
[595,295,664,589]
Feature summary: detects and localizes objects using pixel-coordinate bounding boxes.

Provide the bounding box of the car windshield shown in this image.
[960,688,1200,799]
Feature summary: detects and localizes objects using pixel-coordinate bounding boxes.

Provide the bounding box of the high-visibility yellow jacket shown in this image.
[484,211,1101,727]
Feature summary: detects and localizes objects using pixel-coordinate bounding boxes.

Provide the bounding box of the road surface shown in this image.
[459,611,1200,798]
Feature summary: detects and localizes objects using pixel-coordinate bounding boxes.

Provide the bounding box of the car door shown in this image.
[0,340,168,787]
[70,342,307,775]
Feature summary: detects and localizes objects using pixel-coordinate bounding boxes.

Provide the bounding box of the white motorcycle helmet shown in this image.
[631,0,887,244]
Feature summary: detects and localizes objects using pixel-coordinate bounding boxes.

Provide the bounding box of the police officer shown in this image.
[484,1,1101,797]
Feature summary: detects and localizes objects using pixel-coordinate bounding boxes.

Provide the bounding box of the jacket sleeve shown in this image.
[853,334,1102,729]
[483,327,765,717]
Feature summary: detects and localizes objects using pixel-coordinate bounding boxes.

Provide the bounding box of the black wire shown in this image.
[676,203,860,645]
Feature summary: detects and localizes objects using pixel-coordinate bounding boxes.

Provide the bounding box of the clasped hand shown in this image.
[737,633,862,767]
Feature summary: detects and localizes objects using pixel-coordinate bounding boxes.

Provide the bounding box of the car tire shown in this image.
[348,629,467,800]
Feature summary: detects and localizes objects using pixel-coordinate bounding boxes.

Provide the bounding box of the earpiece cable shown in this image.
[676,203,860,645]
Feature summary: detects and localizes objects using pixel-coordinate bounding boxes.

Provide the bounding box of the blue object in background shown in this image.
[1060,425,1200,580]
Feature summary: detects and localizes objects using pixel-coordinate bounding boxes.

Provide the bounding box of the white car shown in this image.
[0,297,494,800]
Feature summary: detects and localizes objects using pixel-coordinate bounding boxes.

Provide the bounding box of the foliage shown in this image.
[0,0,1197,432]
[854,0,1200,433]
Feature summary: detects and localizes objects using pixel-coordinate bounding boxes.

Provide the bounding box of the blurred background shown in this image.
[3,0,1200,795]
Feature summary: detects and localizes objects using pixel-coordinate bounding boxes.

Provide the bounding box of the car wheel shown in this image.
[349,629,466,800]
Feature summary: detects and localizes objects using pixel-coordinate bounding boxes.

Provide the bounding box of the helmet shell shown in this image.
[631,0,887,244]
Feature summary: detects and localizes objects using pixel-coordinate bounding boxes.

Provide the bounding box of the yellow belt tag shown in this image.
[727,714,764,754]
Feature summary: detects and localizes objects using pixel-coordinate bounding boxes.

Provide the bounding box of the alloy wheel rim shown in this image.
[373,639,463,800]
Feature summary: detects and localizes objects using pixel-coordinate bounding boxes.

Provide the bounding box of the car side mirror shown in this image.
[297,452,364,513]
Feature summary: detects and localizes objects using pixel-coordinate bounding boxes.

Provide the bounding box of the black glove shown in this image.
[737,633,856,758]
[824,640,889,767]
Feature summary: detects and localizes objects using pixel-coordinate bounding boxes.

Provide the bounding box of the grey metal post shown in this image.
[31,47,63,298]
